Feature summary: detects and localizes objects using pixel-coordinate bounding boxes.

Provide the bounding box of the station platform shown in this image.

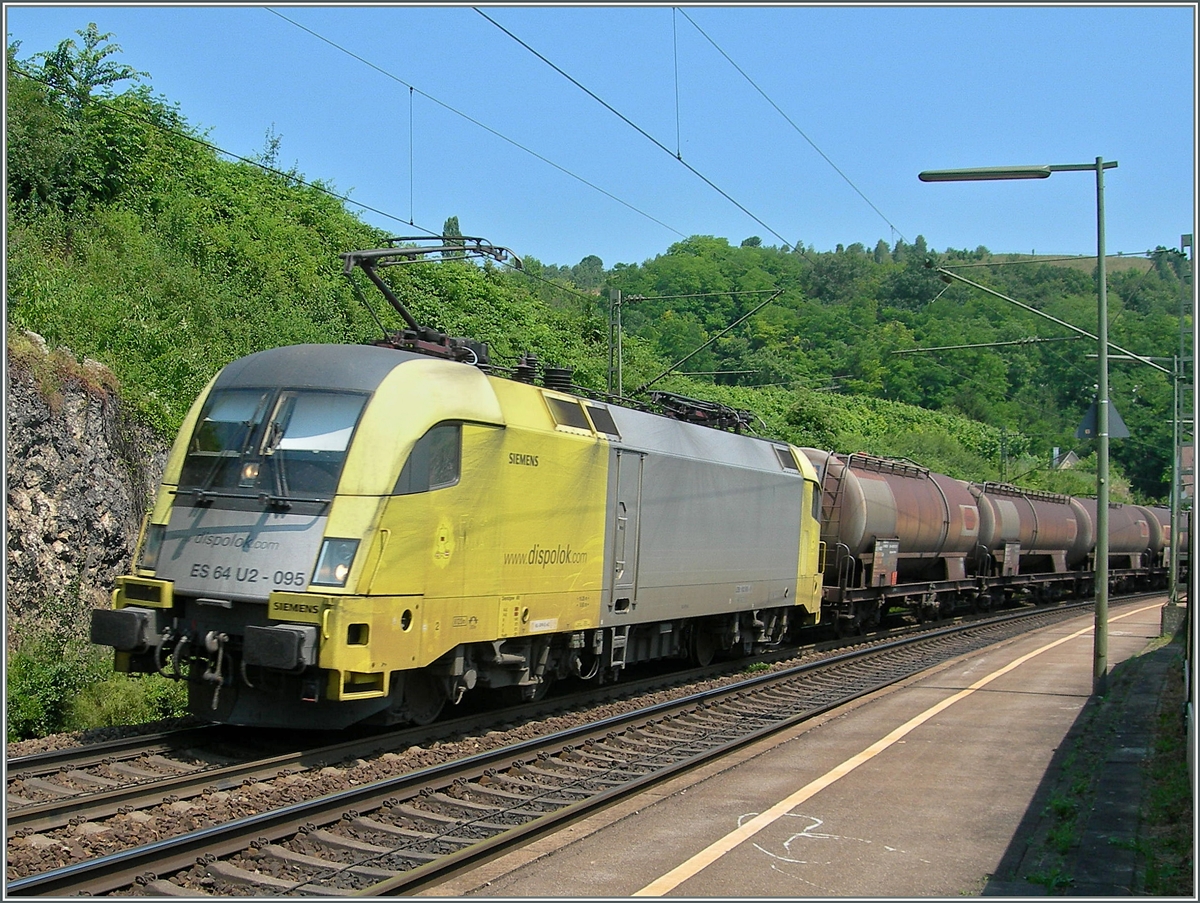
[422,596,1186,898]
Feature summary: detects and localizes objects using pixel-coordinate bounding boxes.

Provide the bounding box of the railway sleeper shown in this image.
[533,750,611,774]
[425,788,530,816]
[205,859,313,893]
[504,754,633,782]
[63,769,123,789]
[560,748,645,774]
[489,770,590,796]
[106,761,169,779]
[390,801,511,835]
[144,878,199,896]
[17,777,78,798]
[303,828,396,857]
[509,760,585,782]
[458,780,567,806]
[348,815,477,850]
[487,775,589,802]
[637,722,704,742]
[259,842,398,880]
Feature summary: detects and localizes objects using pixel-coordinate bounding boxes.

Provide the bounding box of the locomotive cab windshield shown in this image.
[179,387,368,502]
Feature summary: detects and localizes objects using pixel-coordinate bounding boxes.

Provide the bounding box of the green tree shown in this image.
[30,23,144,110]
[441,215,464,258]
[571,254,604,291]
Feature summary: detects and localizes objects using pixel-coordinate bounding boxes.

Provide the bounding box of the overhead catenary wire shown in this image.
[892,336,1084,355]
[673,7,682,159]
[675,7,909,247]
[634,289,783,395]
[475,7,801,255]
[13,63,657,338]
[265,7,689,243]
[942,251,1160,269]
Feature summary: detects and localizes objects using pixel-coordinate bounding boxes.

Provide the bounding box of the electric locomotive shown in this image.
[90,240,826,729]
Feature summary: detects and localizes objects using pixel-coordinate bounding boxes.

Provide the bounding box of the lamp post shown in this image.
[920,158,1118,696]
[1173,233,1193,607]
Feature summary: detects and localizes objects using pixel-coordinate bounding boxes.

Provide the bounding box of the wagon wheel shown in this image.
[834,615,860,639]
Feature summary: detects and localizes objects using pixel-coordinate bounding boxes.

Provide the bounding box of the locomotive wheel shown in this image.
[398,671,445,726]
[529,674,555,701]
[692,629,718,667]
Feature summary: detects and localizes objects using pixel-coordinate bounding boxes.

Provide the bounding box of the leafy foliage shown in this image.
[6,634,186,740]
[605,236,1188,501]
[6,635,106,741]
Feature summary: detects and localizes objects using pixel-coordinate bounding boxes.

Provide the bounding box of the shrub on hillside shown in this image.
[6,633,187,741]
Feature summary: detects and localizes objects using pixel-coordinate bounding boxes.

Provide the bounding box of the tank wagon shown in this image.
[91,240,824,729]
[1146,505,1191,576]
[799,449,983,629]
[801,449,1172,633]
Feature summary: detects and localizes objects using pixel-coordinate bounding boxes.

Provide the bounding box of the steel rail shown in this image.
[6,725,224,778]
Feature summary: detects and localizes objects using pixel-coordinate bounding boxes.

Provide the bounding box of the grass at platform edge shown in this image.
[1134,631,1193,896]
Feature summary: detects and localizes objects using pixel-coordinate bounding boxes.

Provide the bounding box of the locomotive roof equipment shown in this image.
[341,236,521,366]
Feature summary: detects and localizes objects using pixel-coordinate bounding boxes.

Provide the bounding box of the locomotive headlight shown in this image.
[139,524,165,572]
[312,538,360,587]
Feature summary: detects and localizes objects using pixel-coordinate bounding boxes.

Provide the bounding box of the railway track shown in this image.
[8,597,1114,897]
[0,600,953,838]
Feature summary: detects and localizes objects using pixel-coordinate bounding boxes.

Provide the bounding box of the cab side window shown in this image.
[395,423,461,494]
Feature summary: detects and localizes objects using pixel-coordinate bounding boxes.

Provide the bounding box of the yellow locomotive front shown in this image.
[92,345,444,726]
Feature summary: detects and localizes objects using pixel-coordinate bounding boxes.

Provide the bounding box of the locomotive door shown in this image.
[611,450,644,611]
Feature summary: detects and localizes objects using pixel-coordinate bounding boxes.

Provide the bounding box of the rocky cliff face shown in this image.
[5,332,169,647]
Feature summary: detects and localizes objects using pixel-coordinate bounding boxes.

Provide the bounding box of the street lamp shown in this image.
[920,158,1118,696]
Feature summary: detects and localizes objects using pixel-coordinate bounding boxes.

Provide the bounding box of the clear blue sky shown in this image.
[5,4,1196,269]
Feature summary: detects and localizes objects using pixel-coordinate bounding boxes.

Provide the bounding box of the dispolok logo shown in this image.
[433,517,455,568]
[503,544,589,568]
[190,532,281,551]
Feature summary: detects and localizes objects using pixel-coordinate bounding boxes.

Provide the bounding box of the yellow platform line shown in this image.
[634,602,1161,896]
